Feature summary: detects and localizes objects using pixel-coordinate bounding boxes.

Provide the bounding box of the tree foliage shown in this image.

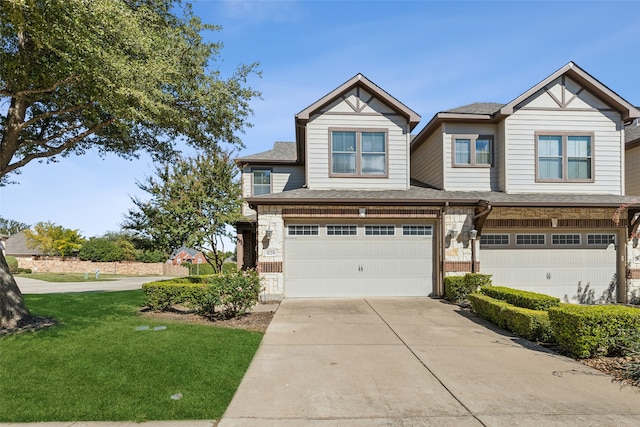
[0,0,260,183]
[0,0,259,330]
[78,232,168,263]
[23,221,85,257]
[0,216,29,235]
[123,149,241,272]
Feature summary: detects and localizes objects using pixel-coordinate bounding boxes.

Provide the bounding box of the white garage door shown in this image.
[480,231,618,303]
[285,223,433,297]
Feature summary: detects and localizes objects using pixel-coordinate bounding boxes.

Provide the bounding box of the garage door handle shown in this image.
[358,265,363,272]
[546,272,551,280]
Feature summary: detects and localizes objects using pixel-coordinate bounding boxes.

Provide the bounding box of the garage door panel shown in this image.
[285,224,433,297]
[481,248,616,303]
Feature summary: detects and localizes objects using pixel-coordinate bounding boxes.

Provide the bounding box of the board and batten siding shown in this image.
[305,88,410,190]
[626,145,640,196]
[504,108,623,195]
[442,122,499,191]
[410,124,444,189]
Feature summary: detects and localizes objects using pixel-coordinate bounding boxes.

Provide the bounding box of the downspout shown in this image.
[438,202,448,297]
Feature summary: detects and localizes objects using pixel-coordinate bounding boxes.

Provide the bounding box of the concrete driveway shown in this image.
[220,298,640,426]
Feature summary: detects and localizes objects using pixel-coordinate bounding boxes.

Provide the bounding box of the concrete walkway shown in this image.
[14,275,164,294]
[219,298,640,426]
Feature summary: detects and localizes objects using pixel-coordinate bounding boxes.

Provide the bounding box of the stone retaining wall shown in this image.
[17,258,188,276]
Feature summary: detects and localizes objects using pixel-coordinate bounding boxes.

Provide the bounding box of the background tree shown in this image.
[0,0,259,329]
[78,231,168,263]
[23,221,85,257]
[0,217,29,235]
[124,149,242,273]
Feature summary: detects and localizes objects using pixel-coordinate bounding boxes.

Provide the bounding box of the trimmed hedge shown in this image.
[468,293,553,342]
[6,256,18,273]
[142,270,262,318]
[548,304,640,358]
[444,273,492,303]
[480,286,560,311]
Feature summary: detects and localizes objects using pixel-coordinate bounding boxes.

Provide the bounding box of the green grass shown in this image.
[0,290,263,422]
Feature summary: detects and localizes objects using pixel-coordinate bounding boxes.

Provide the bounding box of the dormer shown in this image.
[295,74,420,190]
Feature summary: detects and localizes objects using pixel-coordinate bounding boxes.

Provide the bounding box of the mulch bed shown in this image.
[139,303,278,333]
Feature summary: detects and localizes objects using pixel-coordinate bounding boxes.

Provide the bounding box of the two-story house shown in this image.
[236,63,640,303]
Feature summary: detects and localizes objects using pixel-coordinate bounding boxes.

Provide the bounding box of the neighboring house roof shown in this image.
[170,246,202,259]
[245,184,638,208]
[236,142,297,165]
[412,61,640,151]
[2,230,43,256]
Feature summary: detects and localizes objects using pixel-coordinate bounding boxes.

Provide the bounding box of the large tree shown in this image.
[0,0,259,330]
[123,149,242,273]
[23,221,85,257]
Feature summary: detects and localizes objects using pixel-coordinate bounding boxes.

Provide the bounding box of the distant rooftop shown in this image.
[443,102,504,115]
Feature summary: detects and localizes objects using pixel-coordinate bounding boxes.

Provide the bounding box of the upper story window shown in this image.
[330,129,387,176]
[453,135,493,167]
[536,133,593,182]
[252,169,271,196]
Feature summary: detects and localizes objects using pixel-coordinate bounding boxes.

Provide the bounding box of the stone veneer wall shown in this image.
[256,205,285,299]
[443,206,474,277]
[18,258,188,276]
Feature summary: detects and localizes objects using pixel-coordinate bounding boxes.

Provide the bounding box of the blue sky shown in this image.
[1,0,639,239]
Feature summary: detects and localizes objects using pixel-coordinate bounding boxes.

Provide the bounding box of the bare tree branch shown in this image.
[18,102,93,131]
[3,118,115,175]
[0,75,78,98]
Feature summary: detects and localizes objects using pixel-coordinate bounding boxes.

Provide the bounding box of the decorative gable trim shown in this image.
[500,62,640,121]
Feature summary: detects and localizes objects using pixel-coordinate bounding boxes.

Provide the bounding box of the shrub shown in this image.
[480,286,560,311]
[142,270,262,318]
[15,267,32,274]
[468,293,553,342]
[5,256,19,273]
[185,262,238,275]
[78,238,124,262]
[548,304,640,358]
[136,249,168,263]
[444,273,492,303]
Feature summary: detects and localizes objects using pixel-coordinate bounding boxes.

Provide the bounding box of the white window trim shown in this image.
[326,225,358,236]
[364,225,396,236]
[287,225,320,236]
[402,225,433,236]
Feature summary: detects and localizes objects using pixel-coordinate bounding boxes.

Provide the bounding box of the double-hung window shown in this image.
[331,129,387,176]
[453,135,493,166]
[252,169,271,196]
[536,132,593,181]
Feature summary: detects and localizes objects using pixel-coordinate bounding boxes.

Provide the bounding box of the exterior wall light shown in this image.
[448,228,458,239]
[469,229,478,240]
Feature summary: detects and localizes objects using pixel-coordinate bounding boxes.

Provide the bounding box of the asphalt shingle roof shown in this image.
[443,102,504,115]
[246,184,638,207]
[236,142,297,163]
[626,118,640,144]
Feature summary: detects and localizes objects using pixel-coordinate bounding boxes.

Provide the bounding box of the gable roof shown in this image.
[500,62,640,121]
[2,230,43,256]
[295,73,421,163]
[412,62,640,151]
[236,142,298,165]
[170,246,202,259]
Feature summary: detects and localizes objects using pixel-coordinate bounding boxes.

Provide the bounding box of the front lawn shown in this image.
[0,290,263,422]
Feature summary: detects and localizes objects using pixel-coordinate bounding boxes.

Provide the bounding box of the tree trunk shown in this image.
[0,251,32,330]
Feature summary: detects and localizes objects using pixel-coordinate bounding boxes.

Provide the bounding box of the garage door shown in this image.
[284,223,433,297]
[480,231,617,303]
